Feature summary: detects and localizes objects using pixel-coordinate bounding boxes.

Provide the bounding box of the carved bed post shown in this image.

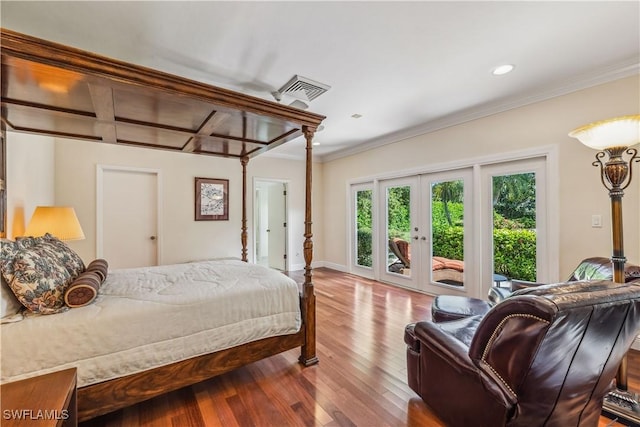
[0,126,5,239]
[240,156,249,262]
[300,125,318,366]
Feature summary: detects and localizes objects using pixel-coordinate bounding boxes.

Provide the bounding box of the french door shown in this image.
[350,183,375,278]
[351,155,551,298]
[480,157,548,297]
[379,177,420,289]
[378,170,473,295]
[420,169,473,296]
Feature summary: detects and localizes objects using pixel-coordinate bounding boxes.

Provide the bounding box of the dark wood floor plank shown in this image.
[79,268,640,427]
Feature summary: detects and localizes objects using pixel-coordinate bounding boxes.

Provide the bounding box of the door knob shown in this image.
[413,236,419,240]
[150,236,156,241]
[421,236,427,240]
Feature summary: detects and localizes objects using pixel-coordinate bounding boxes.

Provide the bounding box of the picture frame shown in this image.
[195,177,229,221]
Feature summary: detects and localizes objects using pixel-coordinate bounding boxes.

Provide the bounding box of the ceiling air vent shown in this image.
[277,75,330,102]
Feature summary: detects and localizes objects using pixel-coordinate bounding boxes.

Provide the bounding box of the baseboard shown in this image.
[319,261,348,272]
[289,260,345,271]
[289,263,304,271]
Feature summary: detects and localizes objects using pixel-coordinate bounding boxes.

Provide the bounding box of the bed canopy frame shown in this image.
[0,28,324,420]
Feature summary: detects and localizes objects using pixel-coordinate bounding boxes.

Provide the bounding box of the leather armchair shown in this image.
[511,256,640,291]
[405,280,640,427]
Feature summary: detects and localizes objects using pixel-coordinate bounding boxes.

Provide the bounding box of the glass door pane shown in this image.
[387,185,412,275]
[355,188,373,268]
[492,172,537,283]
[350,183,375,278]
[420,169,472,296]
[431,179,465,287]
[379,177,419,290]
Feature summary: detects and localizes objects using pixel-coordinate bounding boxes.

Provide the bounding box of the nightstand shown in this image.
[1,368,77,426]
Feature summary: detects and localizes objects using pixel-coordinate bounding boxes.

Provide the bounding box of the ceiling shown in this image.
[1,1,639,162]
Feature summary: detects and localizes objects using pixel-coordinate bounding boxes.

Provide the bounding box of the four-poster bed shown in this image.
[0,28,324,421]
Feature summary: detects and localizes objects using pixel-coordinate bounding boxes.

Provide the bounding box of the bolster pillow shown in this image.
[86,258,109,282]
[64,271,102,308]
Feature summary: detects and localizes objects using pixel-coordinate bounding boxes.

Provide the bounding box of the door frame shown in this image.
[252,177,290,271]
[96,164,163,264]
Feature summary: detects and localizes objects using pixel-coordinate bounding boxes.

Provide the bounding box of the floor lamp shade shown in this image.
[24,206,85,241]
[569,115,640,149]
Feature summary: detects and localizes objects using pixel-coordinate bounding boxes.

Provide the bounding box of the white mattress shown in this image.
[0,259,301,387]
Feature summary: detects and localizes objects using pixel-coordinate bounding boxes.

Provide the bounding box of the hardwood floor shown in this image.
[81,268,639,427]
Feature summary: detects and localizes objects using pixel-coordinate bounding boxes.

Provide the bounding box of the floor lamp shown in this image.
[569,114,640,424]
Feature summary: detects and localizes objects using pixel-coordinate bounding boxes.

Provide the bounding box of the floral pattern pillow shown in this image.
[0,235,83,314]
[37,234,85,279]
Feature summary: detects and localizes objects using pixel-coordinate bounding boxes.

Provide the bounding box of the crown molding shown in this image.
[320,58,640,163]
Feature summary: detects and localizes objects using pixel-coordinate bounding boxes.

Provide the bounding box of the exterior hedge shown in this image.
[432,225,536,281]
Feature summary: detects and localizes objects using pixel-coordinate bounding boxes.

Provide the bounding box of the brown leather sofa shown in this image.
[405,280,640,427]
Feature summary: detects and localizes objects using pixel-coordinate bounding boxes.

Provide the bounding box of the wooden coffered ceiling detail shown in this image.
[0,29,325,159]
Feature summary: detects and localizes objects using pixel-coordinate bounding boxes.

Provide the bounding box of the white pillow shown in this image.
[1,276,23,323]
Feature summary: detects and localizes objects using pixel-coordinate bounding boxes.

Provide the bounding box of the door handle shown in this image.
[150,236,156,241]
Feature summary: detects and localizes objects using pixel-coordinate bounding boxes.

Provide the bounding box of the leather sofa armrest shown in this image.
[414,317,480,375]
[510,279,545,292]
[488,286,512,305]
[414,317,517,407]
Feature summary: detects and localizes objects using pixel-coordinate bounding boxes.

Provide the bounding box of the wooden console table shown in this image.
[0,368,77,426]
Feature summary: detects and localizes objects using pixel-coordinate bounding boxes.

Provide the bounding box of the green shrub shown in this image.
[432,201,464,228]
[432,225,464,260]
[357,228,373,267]
[432,225,537,282]
[493,229,537,281]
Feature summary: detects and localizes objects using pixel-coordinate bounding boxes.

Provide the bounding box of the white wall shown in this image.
[321,76,640,280]
[6,76,638,279]
[6,133,55,239]
[44,138,323,267]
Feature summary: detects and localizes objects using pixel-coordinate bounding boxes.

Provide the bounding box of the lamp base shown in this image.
[602,388,640,427]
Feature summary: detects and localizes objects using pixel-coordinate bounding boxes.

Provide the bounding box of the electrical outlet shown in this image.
[591,215,602,228]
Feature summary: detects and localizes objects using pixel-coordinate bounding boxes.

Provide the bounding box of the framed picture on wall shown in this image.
[195,177,229,221]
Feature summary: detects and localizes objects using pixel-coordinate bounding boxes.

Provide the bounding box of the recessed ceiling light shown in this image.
[351,113,363,119]
[492,64,515,76]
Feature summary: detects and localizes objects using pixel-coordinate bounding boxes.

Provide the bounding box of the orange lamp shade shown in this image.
[24,206,85,241]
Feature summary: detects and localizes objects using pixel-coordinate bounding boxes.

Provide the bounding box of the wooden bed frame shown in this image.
[0,29,325,421]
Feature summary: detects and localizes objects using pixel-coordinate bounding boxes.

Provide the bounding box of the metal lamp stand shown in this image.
[595,146,640,426]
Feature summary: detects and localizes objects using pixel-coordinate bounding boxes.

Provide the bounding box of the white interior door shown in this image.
[267,182,286,270]
[254,179,288,271]
[98,166,159,269]
[255,186,269,267]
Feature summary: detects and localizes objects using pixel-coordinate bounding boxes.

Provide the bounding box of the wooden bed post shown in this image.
[0,126,6,239]
[241,156,249,262]
[300,125,318,366]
